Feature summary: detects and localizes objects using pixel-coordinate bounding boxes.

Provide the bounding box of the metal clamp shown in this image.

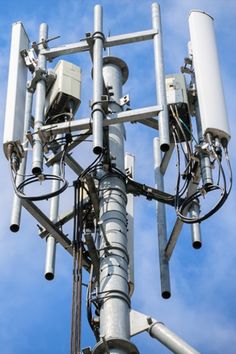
[90,96,110,114]
[92,31,106,43]
[27,68,56,93]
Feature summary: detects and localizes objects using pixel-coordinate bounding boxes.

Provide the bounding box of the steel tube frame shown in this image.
[44,159,61,280]
[92,5,104,154]
[152,3,170,152]
[39,105,162,140]
[154,137,171,298]
[32,23,48,175]
[10,91,33,232]
[21,199,72,255]
[45,131,91,167]
[41,29,157,60]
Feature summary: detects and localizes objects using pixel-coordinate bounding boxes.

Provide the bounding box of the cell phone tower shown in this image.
[3,3,232,354]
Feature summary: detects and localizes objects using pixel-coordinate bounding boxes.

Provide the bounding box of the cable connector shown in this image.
[7,144,20,173]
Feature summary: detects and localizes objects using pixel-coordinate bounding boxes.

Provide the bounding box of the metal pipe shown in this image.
[93,58,138,354]
[10,91,33,232]
[153,137,171,299]
[200,153,213,186]
[189,200,202,249]
[165,166,201,261]
[44,159,61,280]
[32,23,48,175]
[195,103,213,187]
[192,63,213,187]
[102,56,128,171]
[152,3,170,152]
[149,321,200,354]
[92,5,104,154]
[160,143,174,175]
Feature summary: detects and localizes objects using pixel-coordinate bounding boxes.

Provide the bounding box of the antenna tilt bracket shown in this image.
[21,48,38,73]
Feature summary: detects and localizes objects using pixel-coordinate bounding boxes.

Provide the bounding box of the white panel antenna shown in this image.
[3,22,29,159]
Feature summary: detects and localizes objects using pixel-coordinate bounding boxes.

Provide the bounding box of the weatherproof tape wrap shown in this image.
[189,10,230,144]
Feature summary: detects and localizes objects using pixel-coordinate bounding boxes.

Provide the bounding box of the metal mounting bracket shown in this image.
[120,94,130,107]
[21,48,38,73]
[130,310,154,337]
[27,68,56,93]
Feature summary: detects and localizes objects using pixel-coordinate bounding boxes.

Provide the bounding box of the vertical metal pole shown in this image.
[10,91,33,232]
[93,58,138,354]
[189,200,202,249]
[44,160,61,280]
[92,5,104,155]
[125,153,135,296]
[152,3,170,152]
[32,23,48,175]
[195,103,213,186]
[153,137,171,299]
[189,35,213,188]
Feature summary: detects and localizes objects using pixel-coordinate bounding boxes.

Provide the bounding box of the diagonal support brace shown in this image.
[130,310,200,354]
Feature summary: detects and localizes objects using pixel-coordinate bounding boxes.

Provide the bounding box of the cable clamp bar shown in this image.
[92,31,105,43]
[91,107,106,120]
[90,96,110,114]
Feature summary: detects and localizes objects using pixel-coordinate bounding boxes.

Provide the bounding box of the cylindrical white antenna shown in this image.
[189,10,230,146]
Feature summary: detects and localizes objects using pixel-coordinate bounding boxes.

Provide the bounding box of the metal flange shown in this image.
[92,337,139,354]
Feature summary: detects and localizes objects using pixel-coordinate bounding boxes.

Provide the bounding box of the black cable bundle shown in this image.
[70,180,84,354]
[170,104,232,224]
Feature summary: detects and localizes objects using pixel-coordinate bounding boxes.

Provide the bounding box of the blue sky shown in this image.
[0,1,236,354]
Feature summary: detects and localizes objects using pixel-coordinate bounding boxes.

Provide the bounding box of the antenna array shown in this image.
[3,3,231,354]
